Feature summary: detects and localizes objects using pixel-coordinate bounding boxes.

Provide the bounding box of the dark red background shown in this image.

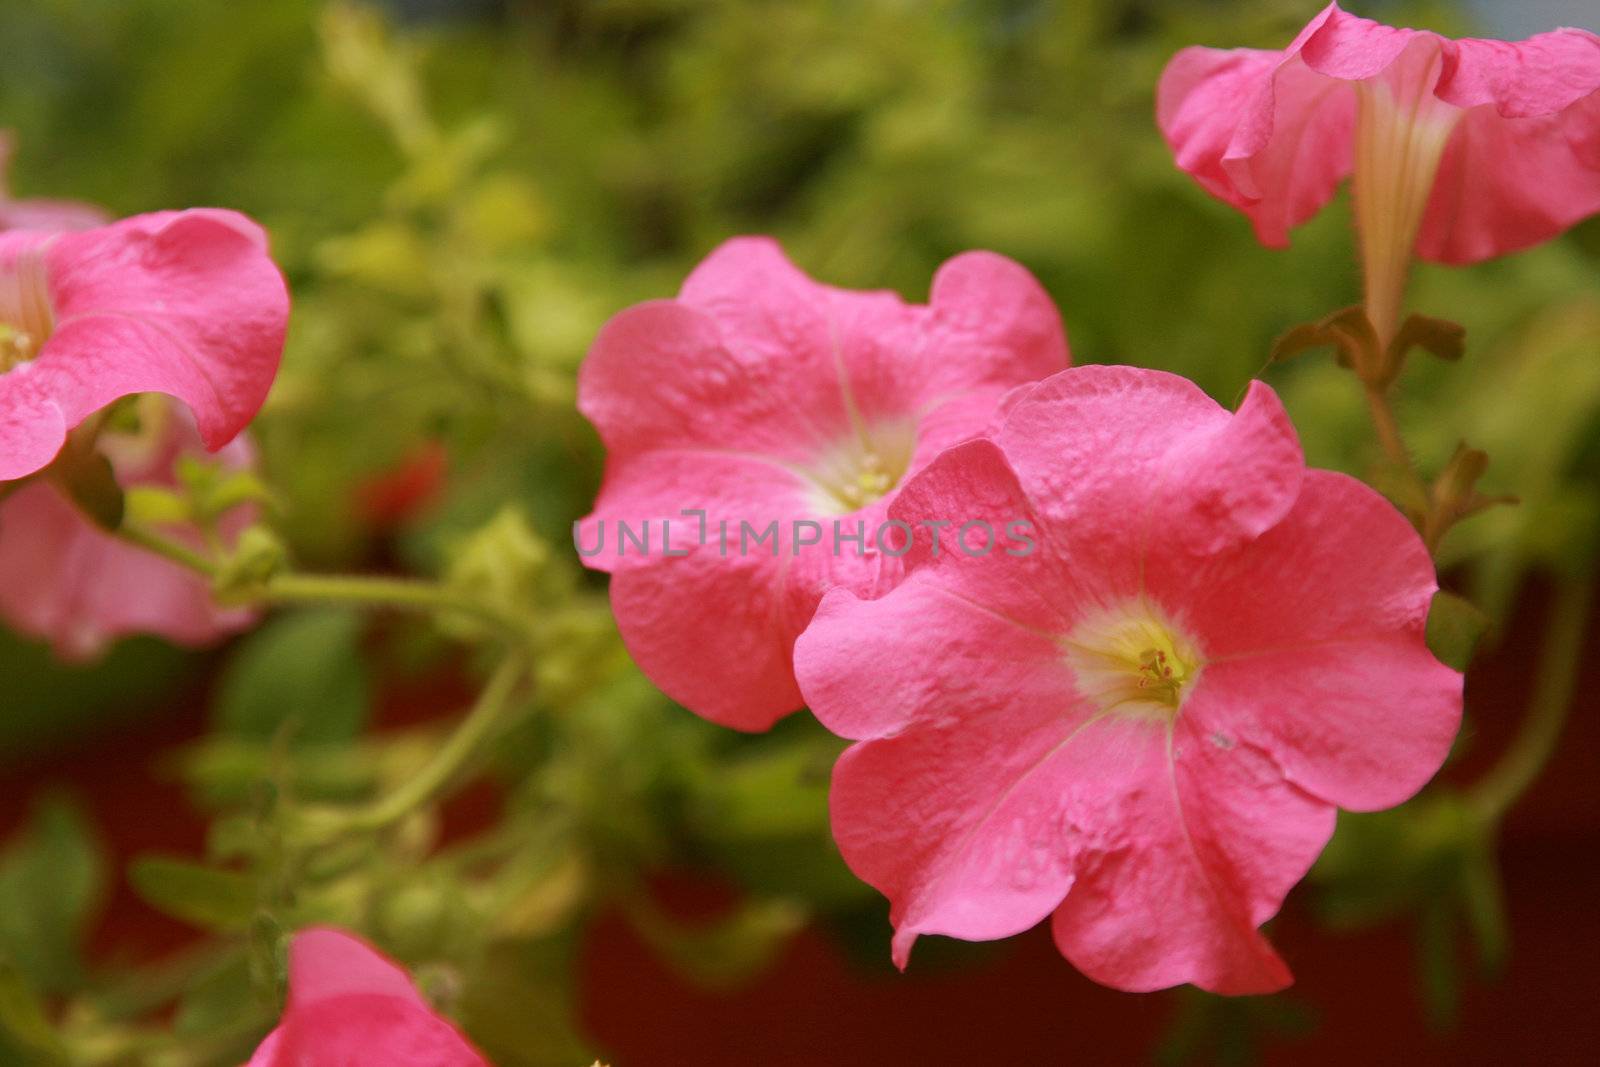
[3,577,1595,1065]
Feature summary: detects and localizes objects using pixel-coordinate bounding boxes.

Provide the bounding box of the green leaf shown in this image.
[0,962,66,1063]
[1310,795,1473,928]
[1270,305,1379,377]
[214,608,371,745]
[1459,836,1510,977]
[1156,987,1314,1067]
[1418,898,1462,1030]
[0,796,103,993]
[128,857,256,932]
[47,450,124,531]
[1368,458,1432,524]
[174,953,261,1038]
[1389,313,1465,365]
[195,469,276,523]
[623,893,805,991]
[1426,591,1492,672]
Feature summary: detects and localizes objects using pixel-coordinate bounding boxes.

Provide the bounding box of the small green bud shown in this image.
[442,506,547,638]
[213,526,289,604]
[124,485,192,526]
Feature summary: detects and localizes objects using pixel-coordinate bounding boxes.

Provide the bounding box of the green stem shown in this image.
[1362,383,1455,554]
[292,654,528,841]
[1363,384,1413,474]
[1471,575,1593,823]
[117,524,219,577]
[261,572,519,640]
[115,523,524,641]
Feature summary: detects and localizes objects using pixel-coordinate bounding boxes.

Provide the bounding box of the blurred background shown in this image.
[0,0,1596,1063]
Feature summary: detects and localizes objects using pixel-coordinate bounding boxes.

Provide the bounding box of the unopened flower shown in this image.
[1158,3,1600,343]
[0,208,288,482]
[794,365,1462,994]
[246,927,488,1067]
[0,398,257,659]
[578,237,1068,730]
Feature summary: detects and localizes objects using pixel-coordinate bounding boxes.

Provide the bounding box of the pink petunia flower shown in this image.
[245,927,489,1067]
[1158,2,1600,343]
[0,207,288,482]
[794,365,1462,994]
[0,397,257,659]
[577,237,1068,730]
[0,132,110,233]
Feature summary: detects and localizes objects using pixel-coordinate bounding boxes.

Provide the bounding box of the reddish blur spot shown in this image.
[356,441,448,530]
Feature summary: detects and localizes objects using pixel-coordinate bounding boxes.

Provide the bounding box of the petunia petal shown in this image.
[1436,29,1600,117]
[0,481,253,659]
[579,448,815,575]
[1153,379,1304,558]
[275,996,486,1067]
[805,364,1459,995]
[1420,89,1600,263]
[994,367,1208,601]
[285,927,428,1009]
[1149,469,1461,811]
[579,241,1068,730]
[251,928,488,1067]
[578,295,851,465]
[1158,3,1600,261]
[610,547,807,731]
[878,437,1090,634]
[0,404,256,659]
[798,560,1069,743]
[1148,469,1439,658]
[676,237,906,441]
[0,210,287,480]
[1189,638,1461,813]
[1051,713,1334,995]
[829,693,1100,970]
[1158,43,1355,248]
[995,367,1303,590]
[916,250,1070,402]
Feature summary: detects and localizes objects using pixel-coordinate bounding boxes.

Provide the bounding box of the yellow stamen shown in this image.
[0,244,55,373]
[808,422,916,515]
[1065,602,1203,720]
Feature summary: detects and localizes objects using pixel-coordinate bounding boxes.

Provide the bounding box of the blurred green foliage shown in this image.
[0,0,1596,1062]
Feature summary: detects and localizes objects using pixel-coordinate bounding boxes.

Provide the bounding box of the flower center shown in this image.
[0,244,54,373]
[806,420,917,514]
[1064,601,1203,720]
[1352,44,1464,348]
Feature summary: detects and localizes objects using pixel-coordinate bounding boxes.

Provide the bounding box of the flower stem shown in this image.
[292,653,528,841]
[115,522,525,641]
[1362,383,1441,546]
[117,523,220,577]
[1364,384,1414,472]
[1471,575,1593,824]
[116,524,539,847]
[261,572,520,641]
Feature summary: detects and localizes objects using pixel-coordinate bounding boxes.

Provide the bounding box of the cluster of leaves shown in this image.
[0,0,1595,1063]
